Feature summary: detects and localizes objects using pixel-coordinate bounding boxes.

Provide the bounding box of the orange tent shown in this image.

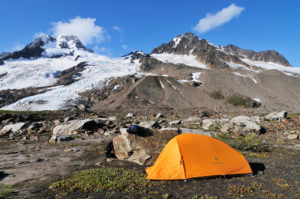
[146,133,252,180]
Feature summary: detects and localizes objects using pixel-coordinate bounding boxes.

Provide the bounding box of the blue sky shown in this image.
[1,0,299,66]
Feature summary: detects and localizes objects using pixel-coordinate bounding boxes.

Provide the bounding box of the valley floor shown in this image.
[0,110,299,199]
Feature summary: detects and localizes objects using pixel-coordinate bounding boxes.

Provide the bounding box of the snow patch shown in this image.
[192,72,202,83]
[2,55,141,111]
[172,35,183,48]
[151,53,208,69]
[242,59,300,76]
[253,98,261,103]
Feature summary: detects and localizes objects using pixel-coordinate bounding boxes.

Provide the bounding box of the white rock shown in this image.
[169,120,181,126]
[230,115,263,134]
[265,111,288,121]
[139,121,158,129]
[53,119,94,136]
[0,122,26,135]
[180,128,218,137]
[126,113,134,118]
[120,128,128,135]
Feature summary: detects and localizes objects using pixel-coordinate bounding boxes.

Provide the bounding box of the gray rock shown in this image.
[180,128,218,137]
[156,113,164,119]
[108,116,117,121]
[50,119,99,143]
[50,134,73,143]
[230,115,265,134]
[183,117,202,124]
[0,122,27,136]
[287,134,299,140]
[139,121,159,129]
[265,111,288,121]
[158,128,181,134]
[77,104,86,111]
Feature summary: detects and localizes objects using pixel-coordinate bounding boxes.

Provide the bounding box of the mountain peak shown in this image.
[56,35,92,52]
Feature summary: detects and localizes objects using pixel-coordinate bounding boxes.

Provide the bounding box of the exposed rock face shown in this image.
[224,45,291,66]
[55,62,89,86]
[56,35,93,52]
[0,34,93,65]
[151,32,247,69]
[0,35,56,63]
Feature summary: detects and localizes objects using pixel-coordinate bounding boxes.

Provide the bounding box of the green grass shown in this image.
[226,94,253,108]
[51,167,149,193]
[209,90,224,100]
[0,185,13,199]
[213,133,231,143]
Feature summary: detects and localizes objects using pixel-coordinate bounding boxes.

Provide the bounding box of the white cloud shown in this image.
[51,16,107,45]
[112,25,122,33]
[193,4,245,34]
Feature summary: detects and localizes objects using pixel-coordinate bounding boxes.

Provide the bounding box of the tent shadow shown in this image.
[249,162,266,175]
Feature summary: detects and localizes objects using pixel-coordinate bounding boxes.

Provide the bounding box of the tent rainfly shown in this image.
[146,133,252,180]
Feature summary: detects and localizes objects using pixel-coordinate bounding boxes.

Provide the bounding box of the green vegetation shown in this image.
[208,121,221,132]
[226,94,253,108]
[192,194,218,199]
[233,133,269,152]
[209,90,224,100]
[51,167,149,193]
[0,110,56,115]
[228,183,264,198]
[0,185,13,199]
[213,133,231,143]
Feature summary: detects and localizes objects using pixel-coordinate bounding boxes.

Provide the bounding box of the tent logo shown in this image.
[214,156,219,161]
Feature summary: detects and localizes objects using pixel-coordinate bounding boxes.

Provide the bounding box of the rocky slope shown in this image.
[0,33,300,113]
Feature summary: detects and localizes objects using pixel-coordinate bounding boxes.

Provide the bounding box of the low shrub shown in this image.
[233,133,269,152]
[209,90,225,100]
[226,94,253,108]
[51,167,149,193]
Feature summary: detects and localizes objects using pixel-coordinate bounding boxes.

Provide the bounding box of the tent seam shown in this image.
[176,136,186,179]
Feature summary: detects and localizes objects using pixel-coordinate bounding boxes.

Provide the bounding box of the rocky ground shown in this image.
[0,109,299,199]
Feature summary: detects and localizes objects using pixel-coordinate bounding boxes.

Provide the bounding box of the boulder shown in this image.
[156,113,164,119]
[182,117,202,124]
[50,119,99,142]
[180,128,218,137]
[139,121,159,129]
[0,122,27,136]
[158,128,181,134]
[169,120,181,126]
[113,130,178,165]
[53,119,98,136]
[265,111,288,121]
[202,119,228,130]
[77,104,86,111]
[230,115,265,134]
[287,134,299,140]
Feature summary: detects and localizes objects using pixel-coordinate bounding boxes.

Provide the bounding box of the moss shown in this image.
[0,185,13,199]
[51,167,149,193]
[209,90,224,100]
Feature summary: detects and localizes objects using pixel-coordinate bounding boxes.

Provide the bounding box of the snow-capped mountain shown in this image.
[1,33,300,112]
